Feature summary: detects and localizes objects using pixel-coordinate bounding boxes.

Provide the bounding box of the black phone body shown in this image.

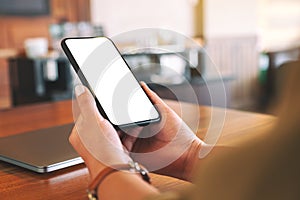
[61,36,160,129]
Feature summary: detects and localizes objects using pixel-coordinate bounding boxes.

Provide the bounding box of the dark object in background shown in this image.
[0,0,50,16]
[259,46,300,112]
[9,57,73,106]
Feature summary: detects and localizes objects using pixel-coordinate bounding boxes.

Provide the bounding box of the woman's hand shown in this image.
[69,83,204,181]
[120,82,204,180]
[69,85,132,180]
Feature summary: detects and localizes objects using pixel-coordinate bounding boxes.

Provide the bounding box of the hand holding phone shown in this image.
[61,37,160,128]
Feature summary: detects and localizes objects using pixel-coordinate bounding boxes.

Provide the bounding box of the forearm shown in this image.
[151,138,203,182]
[97,171,159,200]
[164,138,226,182]
[182,139,203,181]
[183,143,234,182]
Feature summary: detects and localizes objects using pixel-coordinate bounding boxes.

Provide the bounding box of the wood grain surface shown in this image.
[0,100,276,199]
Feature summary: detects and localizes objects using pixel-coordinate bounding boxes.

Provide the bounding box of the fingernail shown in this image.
[140,81,147,87]
[75,85,85,97]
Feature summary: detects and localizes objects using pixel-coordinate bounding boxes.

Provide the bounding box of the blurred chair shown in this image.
[274,60,300,103]
[260,46,300,112]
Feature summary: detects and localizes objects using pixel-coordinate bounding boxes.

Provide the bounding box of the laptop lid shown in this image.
[0,123,83,173]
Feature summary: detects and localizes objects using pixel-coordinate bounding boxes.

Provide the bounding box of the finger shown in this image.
[72,99,80,123]
[74,84,105,121]
[119,126,143,137]
[122,134,138,151]
[120,126,143,151]
[140,81,172,119]
[117,130,124,138]
[69,125,83,152]
[140,81,166,106]
[74,85,121,151]
[69,126,77,146]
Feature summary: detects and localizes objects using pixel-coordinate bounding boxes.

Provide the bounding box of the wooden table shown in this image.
[0,100,276,199]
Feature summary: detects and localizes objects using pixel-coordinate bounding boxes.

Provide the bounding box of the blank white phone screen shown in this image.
[65,37,159,126]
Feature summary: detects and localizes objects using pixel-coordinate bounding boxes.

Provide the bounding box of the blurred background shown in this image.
[0,0,299,114]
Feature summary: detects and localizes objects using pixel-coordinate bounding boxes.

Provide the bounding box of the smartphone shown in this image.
[61,36,160,128]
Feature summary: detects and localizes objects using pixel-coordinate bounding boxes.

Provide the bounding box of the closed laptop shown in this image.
[0,123,83,173]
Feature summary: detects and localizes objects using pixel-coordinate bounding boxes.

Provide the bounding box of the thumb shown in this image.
[140,81,166,106]
[140,81,173,119]
[74,84,105,122]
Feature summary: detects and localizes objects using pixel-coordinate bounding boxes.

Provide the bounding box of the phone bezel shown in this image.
[61,36,160,129]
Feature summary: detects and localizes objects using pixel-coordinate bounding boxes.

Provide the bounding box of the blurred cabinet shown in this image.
[9,57,73,106]
[148,78,232,107]
[0,0,90,108]
[0,17,51,50]
[0,59,11,108]
[51,0,90,23]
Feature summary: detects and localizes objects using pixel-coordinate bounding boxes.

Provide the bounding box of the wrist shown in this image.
[88,161,154,200]
[98,171,158,200]
[88,155,133,180]
[155,138,203,181]
[182,138,203,181]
